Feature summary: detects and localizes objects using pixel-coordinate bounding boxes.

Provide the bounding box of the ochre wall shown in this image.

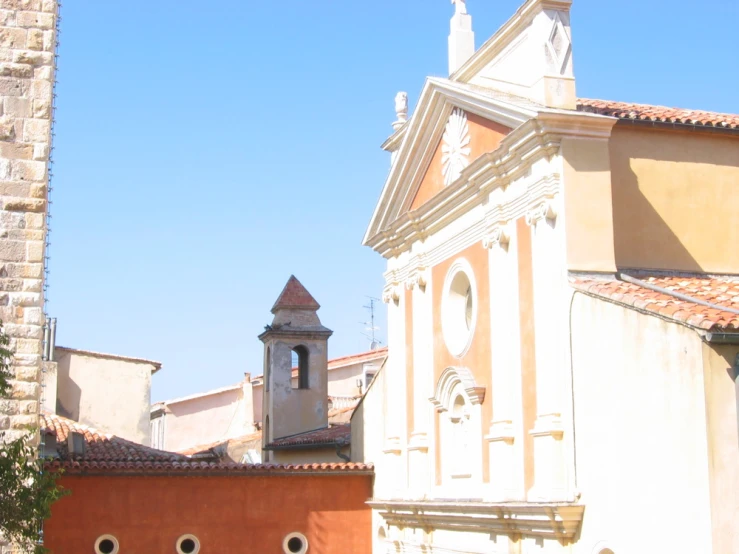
[431,241,492,482]
[410,112,510,210]
[609,126,739,273]
[45,474,372,554]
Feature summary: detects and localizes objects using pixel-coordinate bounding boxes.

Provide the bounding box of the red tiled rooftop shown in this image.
[41,413,187,463]
[570,274,739,332]
[266,424,351,450]
[577,99,739,130]
[43,414,370,474]
[271,275,320,313]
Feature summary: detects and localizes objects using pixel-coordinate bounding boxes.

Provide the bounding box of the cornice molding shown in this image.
[369,499,584,542]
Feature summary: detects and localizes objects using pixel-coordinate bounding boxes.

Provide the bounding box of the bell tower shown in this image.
[258,276,333,460]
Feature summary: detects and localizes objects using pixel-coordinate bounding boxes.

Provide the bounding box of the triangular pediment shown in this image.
[363,78,538,252]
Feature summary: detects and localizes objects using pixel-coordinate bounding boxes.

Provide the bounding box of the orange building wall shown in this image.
[431,241,492,482]
[44,474,372,554]
[410,113,510,210]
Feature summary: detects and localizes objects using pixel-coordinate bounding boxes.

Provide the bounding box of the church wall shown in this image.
[45,473,373,554]
[701,342,739,553]
[410,114,510,210]
[570,293,713,553]
[609,126,739,274]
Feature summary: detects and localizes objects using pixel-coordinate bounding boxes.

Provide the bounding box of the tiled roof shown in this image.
[43,414,371,474]
[41,413,187,463]
[577,99,739,130]
[271,275,320,313]
[266,424,351,450]
[570,274,739,332]
[45,460,373,475]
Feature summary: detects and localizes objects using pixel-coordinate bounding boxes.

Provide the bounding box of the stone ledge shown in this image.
[368,499,584,542]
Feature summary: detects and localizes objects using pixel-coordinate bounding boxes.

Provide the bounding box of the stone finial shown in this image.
[393,91,408,130]
[452,0,467,15]
[448,0,475,75]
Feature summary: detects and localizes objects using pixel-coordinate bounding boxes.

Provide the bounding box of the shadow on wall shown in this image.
[609,128,739,273]
[55,353,81,421]
[167,389,242,418]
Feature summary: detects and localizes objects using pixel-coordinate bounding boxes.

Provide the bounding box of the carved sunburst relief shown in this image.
[441,108,471,186]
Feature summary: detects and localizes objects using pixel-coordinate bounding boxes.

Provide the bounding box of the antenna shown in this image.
[361,296,383,350]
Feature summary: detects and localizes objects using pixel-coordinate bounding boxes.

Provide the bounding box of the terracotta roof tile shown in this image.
[41,413,187,463]
[271,275,320,314]
[577,99,739,130]
[570,274,739,332]
[42,415,370,474]
[266,424,351,449]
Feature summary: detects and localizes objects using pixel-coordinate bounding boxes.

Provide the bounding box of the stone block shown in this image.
[25,240,43,261]
[9,292,38,307]
[17,11,54,30]
[0,399,18,415]
[0,181,32,197]
[0,9,14,25]
[22,305,41,324]
[22,118,49,143]
[11,158,46,181]
[26,27,42,50]
[33,64,50,80]
[10,379,37,399]
[32,96,50,117]
[5,229,43,241]
[0,116,15,139]
[14,365,37,381]
[31,143,47,160]
[24,212,43,229]
[0,62,32,79]
[29,182,44,197]
[10,414,37,429]
[29,78,49,100]
[3,197,46,212]
[41,28,53,51]
[5,322,40,339]
[0,278,22,291]
[0,1,41,10]
[13,49,51,66]
[0,241,24,262]
[18,400,37,414]
[41,0,55,13]
[21,278,40,292]
[0,28,26,49]
[0,416,9,430]
[0,142,33,160]
[0,157,10,176]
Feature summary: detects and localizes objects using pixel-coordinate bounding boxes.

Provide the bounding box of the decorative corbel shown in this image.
[525,200,557,226]
[405,267,428,291]
[482,225,510,250]
[382,284,401,304]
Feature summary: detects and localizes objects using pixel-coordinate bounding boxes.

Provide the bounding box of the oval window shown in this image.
[441,261,477,357]
[94,535,119,554]
[282,532,309,554]
[176,534,200,554]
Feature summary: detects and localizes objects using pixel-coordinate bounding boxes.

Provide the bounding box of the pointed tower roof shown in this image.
[271,275,321,314]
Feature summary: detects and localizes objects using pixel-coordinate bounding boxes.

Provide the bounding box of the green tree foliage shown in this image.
[0,322,66,554]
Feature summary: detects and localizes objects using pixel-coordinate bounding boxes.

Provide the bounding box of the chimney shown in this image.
[448,0,475,75]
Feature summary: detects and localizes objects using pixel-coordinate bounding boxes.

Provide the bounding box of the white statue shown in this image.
[451,0,467,15]
[394,91,408,124]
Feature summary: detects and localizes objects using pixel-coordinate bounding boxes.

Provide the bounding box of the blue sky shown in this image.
[50,0,738,402]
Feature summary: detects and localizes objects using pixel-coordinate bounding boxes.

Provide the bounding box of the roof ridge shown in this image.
[271,275,320,314]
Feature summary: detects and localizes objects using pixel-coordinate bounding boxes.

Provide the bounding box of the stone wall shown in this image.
[0,1,57,443]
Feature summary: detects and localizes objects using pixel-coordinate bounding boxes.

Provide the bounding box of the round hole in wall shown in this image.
[282,532,309,554]
[441,260,477,357]
[94,535,119,554]
[176,534,200,554]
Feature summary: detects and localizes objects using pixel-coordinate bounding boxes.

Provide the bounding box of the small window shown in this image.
[95,535,119,554]
[292,345,309,389]
[282,532,309,554]
[265,346,271,392]
[364,371,376,388]
[176,534,200,554]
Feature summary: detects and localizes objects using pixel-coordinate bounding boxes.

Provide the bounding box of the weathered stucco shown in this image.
[570,292,736,553]
[609,125,739,273]
[55,347,157,445]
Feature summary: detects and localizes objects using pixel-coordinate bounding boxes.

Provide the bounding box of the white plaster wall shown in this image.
[55,349,154,445]
[161,386,254,452]
[571,294,713,553]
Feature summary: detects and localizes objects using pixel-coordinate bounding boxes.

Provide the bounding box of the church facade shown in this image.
[355,0,739,553]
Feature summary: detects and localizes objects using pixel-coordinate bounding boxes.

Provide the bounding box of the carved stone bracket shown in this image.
[485,420,515,445]
[405,267,428,291]
[525,200,557,226]
[482,225,510,250]
[382,284,401,304]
